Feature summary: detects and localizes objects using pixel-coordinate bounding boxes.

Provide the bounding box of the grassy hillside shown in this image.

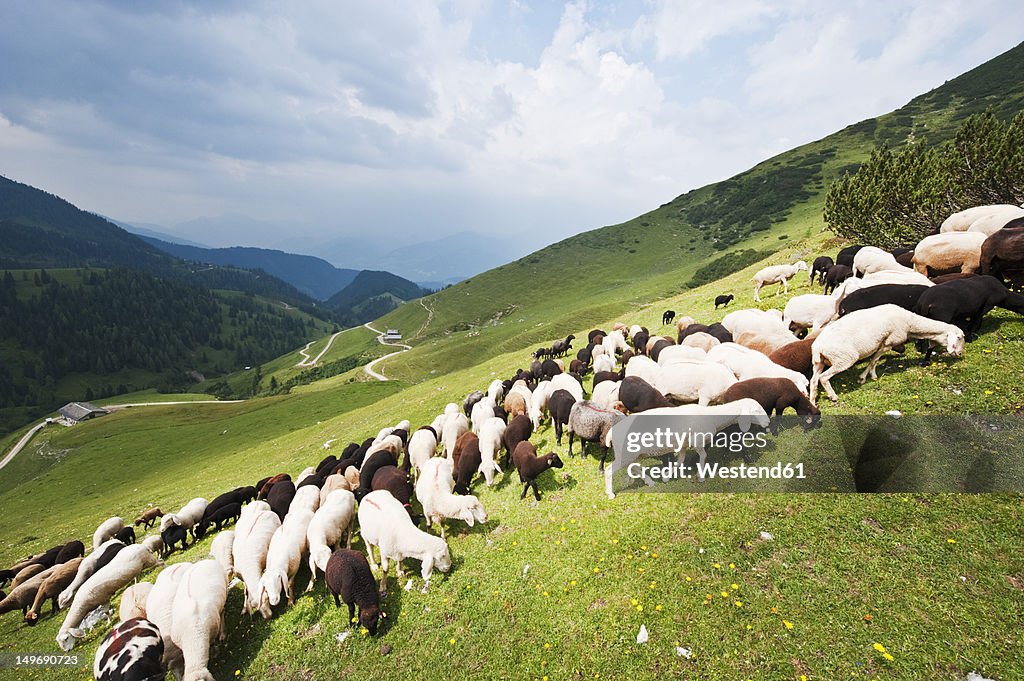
[325,270,432,326]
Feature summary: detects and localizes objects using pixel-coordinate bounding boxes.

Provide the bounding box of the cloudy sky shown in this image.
[1,1,1021,266]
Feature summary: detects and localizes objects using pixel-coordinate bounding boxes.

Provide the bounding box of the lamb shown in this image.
[838,284,929,317]
[852,246,905,276]
[548,372,585,402]
[823,264,853,294]
[912,232,988,275]
[567,400,625,472]
[706,343,810,394]
[58,539,126,608]
[306,489,358,591]
[23,558,83,625]
[452,431,483,495]
[117,581,153,622]
[752,261,808,301]
[258,507,314,615]
[232,501,282,616]
[809,256,834,285]
[134,508,164,529]
[267,480,297,521]
[913,275,1024,349]
[715,294,734,308]
[604,399,770,497]
[722,377,820,428]
[528,381,552,430]
[656,360,737,407]
[93,617,165,681]
[57,544,163,651]
[782,293,840,334]
[593,352,617,374]
[511,441,564,501]
[940,204,1023,232]
[326,549,381,635]
[113,527,137,545]
[416,458,487,538]
[980,219,1024,289]
[809,305,965,404]
[171,559,229,681]
[442,412,471,458]
[93,517,125,552]
[357,490,451,591]
[619,375,673,413]
[547,388,578,446]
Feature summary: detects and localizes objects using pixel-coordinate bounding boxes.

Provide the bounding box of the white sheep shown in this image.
[605,398,770,497]
[118,581,153,621]
[357,490,451,591]
[56,544,163,651]
[505,379,533,409]
[294,466,316,486]
[602,330,629,356]
[625,355,663,387]
[58,538,124,608]
[145,561,194,675]
[93,517,125,551]
[231,501,281,616]
[656,345,707,365]
[751,261,807,301]
[593,353,617,374]
[306,489,357,591]
[416,458,488,539]
[912,231,988,275]
[940,204,1021,232]
[810,304,965,404]
[680,331,720,352]
[860,269,934,287]
[548,373,584,403]
[441,413,470,459]
[140,534,164,556]
[656,360,738,406]
[487,378,505,403]
[591,380,622,410]
[782,293,840,334]
[258,507,314,615]
[160,498,209,533]
[967,206,1024,235]
[319,472,352,504]
[407,427,439,474]
[721,308,788,338]
[470,396,496,433]
[851,246,905,276]
[528,381,552,430]
[290,485,320,514]
[707,343,809,394]
[209,530,235,579]
[477,417,507,485]
[171,558,229,681]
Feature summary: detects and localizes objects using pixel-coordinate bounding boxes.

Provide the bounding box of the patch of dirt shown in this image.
[1007,574,1024,591]
[588,598,608,611]
[862,517,883,531]
[295,622,321,639]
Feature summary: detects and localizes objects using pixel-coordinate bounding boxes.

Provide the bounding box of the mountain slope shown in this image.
[326,269,431,325]
[139,236,360,300]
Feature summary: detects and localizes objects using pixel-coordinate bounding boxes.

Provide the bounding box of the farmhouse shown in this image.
[58,401,109,424]
[383,328,402,341]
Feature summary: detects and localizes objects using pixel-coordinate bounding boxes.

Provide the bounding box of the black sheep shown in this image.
[492,405,509,423]
[452,432,483,495]
[550,334,575,357]
[511,441,564,501]
[296,471,325,490]
[662,310,675,325]
[619,376,673,413]
[533,347,550,360]
[529,360,543,379]
[678,322,732,345]
[714,294,734,309]
[587,329,607,344]
[501,414,534,467]
[463,390,485,416]
[540,358,563,379]
[357,449,399,500]
[371,466,414,510]
[257,473,291,500]
[809,256,834,285]
[823,264,853,294]
[267,480,297,521]
[195,489,248,539]
[93,617,165,681]
[592,369,623,387]
[325,549,381,634]
[54,540,84,564]
[576,346,593,365]
[315,455,339,477]
[547,389,577,446]
[835,244,864,268]
[839,284,929,317]
[338,441,361,461]
[161,525,188,556]
[980,219,1024,289]
[648,338,674,362]
[113,527,136,545]
[235,486,258,504]
[913,275,1024,359]
[204,503,242,532]
[569,359,590,376]
[91,540,127,571]
[631,327,650,355]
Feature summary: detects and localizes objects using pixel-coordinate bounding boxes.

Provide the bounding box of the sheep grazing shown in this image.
[161,524,189,556]
[197,503,242,538]
[470,397,496,434]
[809,305,965,404]
[809,256,834,285]
[913,275,1024,351]
[326,549,381,635]
[527,381,552,430]
[593,352,617,375]
[134,508,164,529]
[161,498,209,539]
[357,448,399,500]
[117,581,153,622]
[463,390,485,417]
[93,617,165,681]
[501,414,534,466]
[24,558,83,625]
[195,489,249,539]
[357,490,451,591]
[851,246,905,276]
[550,334,576,358]
[721,308,789,339]
[707,343,810,395]
[912,231,988,276]
[752,261,808,301]
[232,502,282,616]
[823,264,853,294]
[547,388,578,446]
[838,283,929,317]
[57,539,125,609]
[93,517,125,552]
[258,507,314,615]
[714,294,734,309]
[306,489,358,592]
[605,399,770,496]
[56,545,163,651]
[171,559,229,681]
[768,337,815,376]
[511,441,564,501]
[407,425,439,474]
[966,206,1024,235]
[451,431,483,495]
[1,566,58,617]
[113,527,136,545]
[940,204,1023,232]
[722,377,820,429]
[256,473,291,500]
[144,561,193,675]
[416,458,487,538]
[662,310,676,325]
[980,219,1024,289]
[442,412,471,459]
[140,534,164,558]
[782,293,840,335]
[209,530,235,579]
[567,400,624,472]
[619,375,673,413]
[657,360,738,407]
[835,245,864,268]
[591,379,622,410]
[603,330,630,356]
[267,480,297,521]
[12,564,46,588]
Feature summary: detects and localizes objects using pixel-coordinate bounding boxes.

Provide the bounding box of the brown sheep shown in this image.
[980,220,1024,289]
[768,338,815,376]
[23,558,83,625]
[735,330,793,356]
[258,473,291,500]
[503,392,528,418]
[133,508,164,529]
[912,232,987,276]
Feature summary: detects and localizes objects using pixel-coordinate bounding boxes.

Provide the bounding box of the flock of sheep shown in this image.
[1,202,1022,679]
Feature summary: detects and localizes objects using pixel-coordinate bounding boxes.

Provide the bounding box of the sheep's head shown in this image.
[56,628,82,651]
[432,544,452,574]
[946,329,965,356]
[23,611,39,626]
[360,602,381,635]
[794,260,809,271]
[546,453,565,469]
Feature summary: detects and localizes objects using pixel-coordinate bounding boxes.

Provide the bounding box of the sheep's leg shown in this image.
[438,519,447,540]
[521,482,531,500]
[779,279,788,296]
[859,348,888,383]
[753,282,762,302]
[816,364,842,403]
[567,431,574,457]
[365,542,379,572]
[532,480,542,501]
[598,446,608,474]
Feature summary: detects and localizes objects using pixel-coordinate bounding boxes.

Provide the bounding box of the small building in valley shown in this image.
[383,329,402,341]
[58,401,109,424]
